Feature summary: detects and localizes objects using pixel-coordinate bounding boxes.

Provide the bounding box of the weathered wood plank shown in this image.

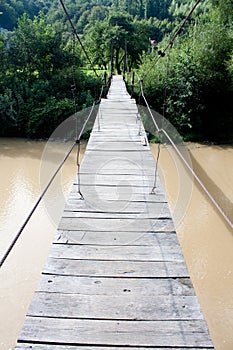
[49,243,182,261]
[88,137,145,142]
[64,201,169,215]
[43,259,189,278]
[79,168,157,175]
[73,182,158,190]
[80,156,156,168]
[54,231,177,246]
[76,172,157,178]
[81,147,153,154]
[68,191,167,204]
[18,318,213,347]
[62,211,170,220]
[16,345,214,350]
[69,187,165,199]
[79,164,156,175]
[58,217,174,232]
[67,197,167,207]
[86,141,149,151]
[80,154,155,164]
[38,275,192,295]
[74,175,157,187]
[27,292,203,320]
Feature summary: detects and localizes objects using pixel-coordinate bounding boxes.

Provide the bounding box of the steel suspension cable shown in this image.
[151,47,171,193]
[58,0,99,78]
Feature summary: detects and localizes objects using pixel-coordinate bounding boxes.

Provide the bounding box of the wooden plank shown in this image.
[75,174,157,186]
[18,318,213,347]
[54,231,177,246]
[70,184,165,195]
[27,292,204,320]
[86,142,148,151]
[88,145,150,150]
[79,168,157,175]
[68,193,167,204]
[76,185,161,198]
[43,259,189,278]
[64,201,169,214]
[16,345,214,350]
[81,153,154,162]
[80,162,156,173]
[89,137,143,143]
[68,194,166,202]
[80,150,155,160]
[76,172,157,179]
[61,211,170,220]
[72,185,158,194]
[38,275,193,295]
[58,217,174,232]
[49,243,184,261]
[77,167,157,178]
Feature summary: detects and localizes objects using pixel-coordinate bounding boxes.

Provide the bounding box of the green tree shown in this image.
[211,0,233,24]
[0,34,7,77]
[84,20,111,70]
[137,3,233,141]
[0,89,17,135]
[84,11,155,73]
[0,1,17,30]
[144,0,172,19]
[9,13,68,80]
[0,9,100,138]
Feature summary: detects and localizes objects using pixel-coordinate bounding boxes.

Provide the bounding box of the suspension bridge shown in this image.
[15,75,213,349]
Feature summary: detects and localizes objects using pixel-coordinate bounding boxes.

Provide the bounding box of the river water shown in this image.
[0,138,232,349]
[151,143,233,350]
[0,138,82,350]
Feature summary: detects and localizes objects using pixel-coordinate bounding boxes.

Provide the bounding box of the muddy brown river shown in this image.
[0,138,232,349]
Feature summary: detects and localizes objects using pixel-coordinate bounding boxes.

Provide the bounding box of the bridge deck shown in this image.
[16,76,213,349]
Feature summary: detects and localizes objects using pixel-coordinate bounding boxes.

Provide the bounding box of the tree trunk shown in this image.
[115,47,121,75]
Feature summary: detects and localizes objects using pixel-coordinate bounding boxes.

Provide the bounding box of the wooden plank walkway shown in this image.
[16,76,213,349]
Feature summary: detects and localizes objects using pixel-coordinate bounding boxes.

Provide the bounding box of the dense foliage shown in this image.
[136,1,233,141]
[0,0,232,141]
[0,12,100,138]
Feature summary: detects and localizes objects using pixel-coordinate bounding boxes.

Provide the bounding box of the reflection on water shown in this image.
[0,138,232,350]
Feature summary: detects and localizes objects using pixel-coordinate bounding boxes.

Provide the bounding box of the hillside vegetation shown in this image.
[0,0,232,141]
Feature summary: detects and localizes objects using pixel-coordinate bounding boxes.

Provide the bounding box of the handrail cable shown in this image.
[75,100,98,200]
[136,0,201,85]
[58,0,99,78]
[0,94,103,268]
[151,46,171,194]
[137,74,233,230]
[71,29,78,140]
